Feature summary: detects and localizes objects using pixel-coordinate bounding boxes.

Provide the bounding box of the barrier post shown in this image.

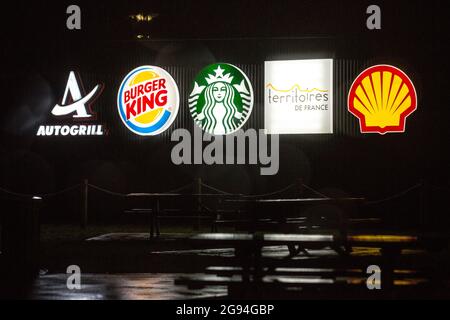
[298,178,304,196]
[1,195,42,291]
[195,177,202,230]
[419,180,426,231]
[81,179,88,228]
[28,196,42,278]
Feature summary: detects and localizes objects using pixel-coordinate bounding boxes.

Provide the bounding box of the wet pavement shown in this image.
[27,245,445,300]
[30,273,227,300]
[13,232,450,299]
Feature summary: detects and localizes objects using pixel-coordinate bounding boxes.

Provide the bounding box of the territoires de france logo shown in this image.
[189,63,254,135]
[117,66,179,136]
[348,64,417,134]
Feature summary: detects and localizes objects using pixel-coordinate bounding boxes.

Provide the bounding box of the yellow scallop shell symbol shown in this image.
[348,65,417,134]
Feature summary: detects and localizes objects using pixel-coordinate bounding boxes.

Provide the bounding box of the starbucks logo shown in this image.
[189,63,254,135]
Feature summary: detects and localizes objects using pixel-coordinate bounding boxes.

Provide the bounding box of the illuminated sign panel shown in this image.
[348,65,417,134]
[189,63,254,135]
[117,66,179,136]
[264,59,333,134]
[36,71,104,136]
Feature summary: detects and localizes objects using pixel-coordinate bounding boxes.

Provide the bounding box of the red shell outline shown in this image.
[347,65,417,134]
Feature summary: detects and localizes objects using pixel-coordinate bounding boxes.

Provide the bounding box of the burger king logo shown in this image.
[348,65,417,134]
[117,66,179,136]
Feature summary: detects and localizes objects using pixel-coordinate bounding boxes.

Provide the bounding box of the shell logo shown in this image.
[348,65,417,134]
[117,66,179,136]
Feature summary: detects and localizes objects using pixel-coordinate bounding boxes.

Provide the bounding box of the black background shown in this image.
[1,0,449,226]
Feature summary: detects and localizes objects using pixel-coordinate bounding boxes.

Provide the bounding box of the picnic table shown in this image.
[175,232,449,296]
[222,197,365,240]
[125,193,242,238]
[188,233,341,286]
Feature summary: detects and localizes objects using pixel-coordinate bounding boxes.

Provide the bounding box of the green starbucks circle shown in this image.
[189,63,254,135]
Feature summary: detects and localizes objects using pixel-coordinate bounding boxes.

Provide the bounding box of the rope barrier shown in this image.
[87,182,193,196]
[430,184,450,193]
[163,182,193,194]
[201,181,299,198]
[301,183,329,198]
[0,184,80,199]
[242,183,297,198]
[0,186,36,198]
[200,183,235,195]
[87,184,126,197]
[0,180,429,206]
[365,183,423,205]
[39,184,81,197]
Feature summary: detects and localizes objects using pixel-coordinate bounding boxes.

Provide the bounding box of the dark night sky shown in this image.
[0,0,449,224]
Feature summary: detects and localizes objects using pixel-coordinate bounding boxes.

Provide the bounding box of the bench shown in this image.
[125,193,234,237]
[175,271,432,299]
[213,203,346,243]
[175,232,449,296]
[124,208,160,238]
[175,274,344,288]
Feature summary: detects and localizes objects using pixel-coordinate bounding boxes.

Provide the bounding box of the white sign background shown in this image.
[264,59,333,134]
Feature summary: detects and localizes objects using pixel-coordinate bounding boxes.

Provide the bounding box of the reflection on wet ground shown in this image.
[15,232,447,300]
[153,245,428,260]
[31,273,227,300]
[28,244,446,300]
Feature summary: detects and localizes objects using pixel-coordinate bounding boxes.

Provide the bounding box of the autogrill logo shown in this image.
[37,125,103,136]
[36,71,104,136]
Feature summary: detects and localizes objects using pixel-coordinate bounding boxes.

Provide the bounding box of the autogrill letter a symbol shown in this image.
[51,71,100,118]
